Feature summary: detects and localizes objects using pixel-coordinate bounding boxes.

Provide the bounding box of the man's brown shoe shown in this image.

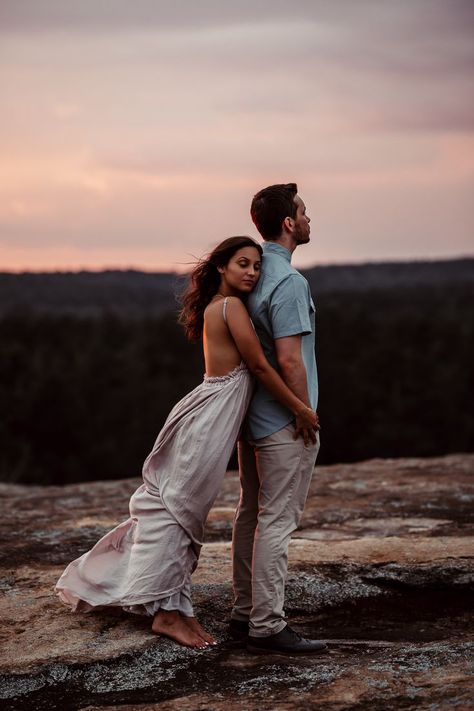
[246,625,328,655]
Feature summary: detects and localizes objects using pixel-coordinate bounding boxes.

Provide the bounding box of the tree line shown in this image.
[0,281,473,485]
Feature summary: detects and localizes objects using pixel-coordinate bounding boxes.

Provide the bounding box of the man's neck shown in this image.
[269,234,297,254]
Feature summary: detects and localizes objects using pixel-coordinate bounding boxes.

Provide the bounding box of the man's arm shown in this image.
[224,297,317,432]
[275,335,318,444]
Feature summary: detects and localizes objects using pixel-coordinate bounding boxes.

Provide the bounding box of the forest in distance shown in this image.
[1,258,473,486]
[1,257,473,316]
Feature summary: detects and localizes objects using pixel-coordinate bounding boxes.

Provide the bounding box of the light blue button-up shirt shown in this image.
[245,241,318,440]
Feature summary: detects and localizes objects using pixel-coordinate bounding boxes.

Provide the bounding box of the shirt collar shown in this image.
[262,241,292,263]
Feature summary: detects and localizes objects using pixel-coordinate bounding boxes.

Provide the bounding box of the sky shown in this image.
[1,0,473,273]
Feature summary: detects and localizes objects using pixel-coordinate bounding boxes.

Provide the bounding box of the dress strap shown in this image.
[222,297,229,324]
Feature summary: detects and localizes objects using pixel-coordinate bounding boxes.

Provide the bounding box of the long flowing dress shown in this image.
[55,301,254,618]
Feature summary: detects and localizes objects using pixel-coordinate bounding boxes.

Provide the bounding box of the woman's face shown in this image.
[219,246,262,295]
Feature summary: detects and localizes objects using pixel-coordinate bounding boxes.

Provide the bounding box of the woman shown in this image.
[55,236,317,649]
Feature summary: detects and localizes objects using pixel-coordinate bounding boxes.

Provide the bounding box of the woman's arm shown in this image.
[225,297,318,443]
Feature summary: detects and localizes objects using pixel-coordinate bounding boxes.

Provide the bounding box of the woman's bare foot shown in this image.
[152,610,209,649]
[182,615,217,645]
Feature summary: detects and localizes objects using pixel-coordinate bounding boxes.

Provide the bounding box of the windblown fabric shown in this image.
[55,363,253,616]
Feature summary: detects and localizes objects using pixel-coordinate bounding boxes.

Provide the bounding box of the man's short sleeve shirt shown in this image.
[245,241,318,440]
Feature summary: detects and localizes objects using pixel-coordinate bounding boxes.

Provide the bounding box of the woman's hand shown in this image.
[293,406,320,446]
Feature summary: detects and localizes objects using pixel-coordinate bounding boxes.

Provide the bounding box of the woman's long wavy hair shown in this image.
[178,236,262,341]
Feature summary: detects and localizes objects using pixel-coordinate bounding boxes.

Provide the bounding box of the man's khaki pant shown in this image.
[231,423,320,637]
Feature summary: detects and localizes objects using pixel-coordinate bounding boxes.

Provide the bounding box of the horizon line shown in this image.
[1,253,474,276]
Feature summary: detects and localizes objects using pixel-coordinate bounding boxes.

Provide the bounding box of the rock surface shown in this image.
[1,454,473,710]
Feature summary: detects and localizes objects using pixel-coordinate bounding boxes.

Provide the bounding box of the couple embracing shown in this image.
[55,183,327,656]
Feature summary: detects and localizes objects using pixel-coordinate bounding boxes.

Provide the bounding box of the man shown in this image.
[230,183,327,655]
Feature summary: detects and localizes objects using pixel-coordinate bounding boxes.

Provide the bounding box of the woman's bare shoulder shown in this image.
[225,295,246,308]
[205,296,245,312]
[225,297,253,326]
[203,298,229,324]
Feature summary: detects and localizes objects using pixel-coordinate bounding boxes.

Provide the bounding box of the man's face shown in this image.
[292,195,311,244]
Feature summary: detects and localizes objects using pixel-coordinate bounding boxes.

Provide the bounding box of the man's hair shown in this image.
[250,183,298,241]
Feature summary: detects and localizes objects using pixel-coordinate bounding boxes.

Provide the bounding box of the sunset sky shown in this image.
[1,0,473,273]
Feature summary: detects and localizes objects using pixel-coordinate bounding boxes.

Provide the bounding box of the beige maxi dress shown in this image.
[55,301,254,618]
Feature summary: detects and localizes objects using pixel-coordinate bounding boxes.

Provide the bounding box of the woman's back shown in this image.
[203,297,243,377]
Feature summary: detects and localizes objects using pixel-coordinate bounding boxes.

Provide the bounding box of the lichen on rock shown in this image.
[0,454,473,710]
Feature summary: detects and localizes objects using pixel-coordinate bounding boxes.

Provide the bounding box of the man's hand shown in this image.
[293,408,320,446]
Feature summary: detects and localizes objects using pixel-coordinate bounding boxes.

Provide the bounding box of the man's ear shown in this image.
[283,216,294,233]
